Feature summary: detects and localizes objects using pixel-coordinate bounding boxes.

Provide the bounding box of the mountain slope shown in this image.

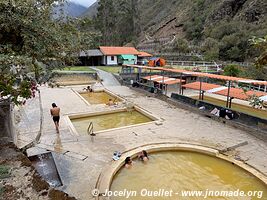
[84,0,266,62]
[54,1,87,18]
[81,0,99,18]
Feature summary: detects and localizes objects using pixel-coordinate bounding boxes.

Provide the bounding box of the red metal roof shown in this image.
[138,51,153,57]
[182,82,267,100]
[182,82,221,91]
[193,73,244,81]
[100,46,140,56]
[214,88,267,100]
[142,75,185,85]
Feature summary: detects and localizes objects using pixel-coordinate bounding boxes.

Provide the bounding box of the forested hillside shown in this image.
[85,0,267,62]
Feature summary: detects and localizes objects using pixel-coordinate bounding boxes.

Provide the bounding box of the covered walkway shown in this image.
[123,65,267,108]
[140,75,185,95]
[182,82,267,108]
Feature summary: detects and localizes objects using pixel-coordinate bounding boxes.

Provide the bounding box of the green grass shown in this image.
[60,66,96,72]
[96,66,122,74]
[0,165,10,179]
[169,65,217,72]
[168,65,192,69]
[192,96,267,120]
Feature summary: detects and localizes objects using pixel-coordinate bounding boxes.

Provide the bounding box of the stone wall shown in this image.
[0,100,15,142]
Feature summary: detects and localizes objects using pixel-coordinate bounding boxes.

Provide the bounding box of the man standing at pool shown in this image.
[50,103,60,133]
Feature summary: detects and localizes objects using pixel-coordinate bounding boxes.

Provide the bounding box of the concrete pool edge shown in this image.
[94,143,267,199]
[73,89,125,106]
[66,106,160,136]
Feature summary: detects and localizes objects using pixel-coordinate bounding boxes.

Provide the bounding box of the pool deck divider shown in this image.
[94,143,267,200]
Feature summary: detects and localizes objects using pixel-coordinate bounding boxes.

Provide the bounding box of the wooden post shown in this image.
[165,84,168,95]
[179,73,182,94]
[199,77,202,100]
[162,70,165,94]
[226,81,232,108]
[229,97,233,108]
[137,67,141,82]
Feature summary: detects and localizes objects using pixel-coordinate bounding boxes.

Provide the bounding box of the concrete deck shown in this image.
[15,84,267,200]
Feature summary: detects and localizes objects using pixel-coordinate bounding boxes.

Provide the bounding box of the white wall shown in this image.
[106,56,118,65]
[101,56,106,65]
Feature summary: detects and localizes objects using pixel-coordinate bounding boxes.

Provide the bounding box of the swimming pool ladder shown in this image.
[87,122,95,136]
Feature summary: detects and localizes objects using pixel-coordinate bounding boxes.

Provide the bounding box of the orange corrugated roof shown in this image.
[215,88,267,100]
[142,75,185,85]
[182,82,221,91]
[182,82,267,100]
[138,51,153,57]
[100,46,140,55]
[194,73,245,81]
[143,75,163,81]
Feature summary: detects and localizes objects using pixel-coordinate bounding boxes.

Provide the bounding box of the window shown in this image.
[111,56,115,61]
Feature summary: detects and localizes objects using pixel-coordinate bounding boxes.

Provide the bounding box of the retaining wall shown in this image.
[0,100,16,142]
[171,93,267,134]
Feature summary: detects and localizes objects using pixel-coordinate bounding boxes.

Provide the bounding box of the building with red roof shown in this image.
[99,46,140,66]
[79,47,153,66]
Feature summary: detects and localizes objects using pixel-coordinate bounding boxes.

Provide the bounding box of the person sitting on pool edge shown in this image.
[106,98,118,106]
[138,150,149,162]
[84,85,93,92]
[125,157,133,169]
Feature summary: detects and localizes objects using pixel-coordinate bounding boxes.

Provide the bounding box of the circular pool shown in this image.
[110,151,267,200]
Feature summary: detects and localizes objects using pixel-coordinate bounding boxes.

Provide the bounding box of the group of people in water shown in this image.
[84,85,117,106]
[125,150,149,169]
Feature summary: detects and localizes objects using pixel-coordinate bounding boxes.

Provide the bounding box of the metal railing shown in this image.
[87,122,95,136]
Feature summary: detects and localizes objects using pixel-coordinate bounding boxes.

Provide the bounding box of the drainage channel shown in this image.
[28,152,63,187]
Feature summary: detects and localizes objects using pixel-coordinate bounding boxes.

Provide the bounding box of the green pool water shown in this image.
[71,110,153,134]
[80,91,121,105]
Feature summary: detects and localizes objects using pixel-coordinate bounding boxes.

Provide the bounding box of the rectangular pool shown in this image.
[79,91,122,105]
[69,108,156,134]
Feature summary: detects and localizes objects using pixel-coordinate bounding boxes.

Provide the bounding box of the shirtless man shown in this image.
[106,99,114,106]
[50,103,60,133]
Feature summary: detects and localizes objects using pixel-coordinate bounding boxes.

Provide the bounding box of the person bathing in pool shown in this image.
[125,157,133,169]
[138,150,149,162]
[106,98,118,106]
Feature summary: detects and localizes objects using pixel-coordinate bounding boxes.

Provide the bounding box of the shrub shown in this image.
[223,64,242,77]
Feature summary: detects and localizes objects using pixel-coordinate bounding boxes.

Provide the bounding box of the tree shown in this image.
[0,0,92,103]
[248,94,264,109]
[223,64,242,77]
[174,38,190,53]
[250,35,267,67]
[95,0,140,46]
[201,37,219,61]
[95,0,117,45]
[241,35,267,80]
